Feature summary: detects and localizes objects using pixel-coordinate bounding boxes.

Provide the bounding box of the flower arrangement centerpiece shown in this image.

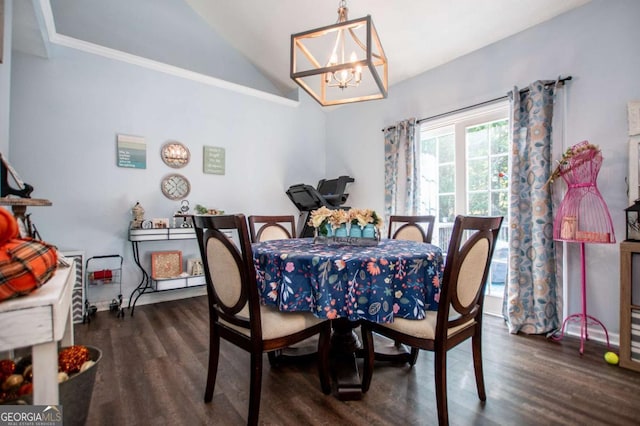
[328,209,350,236]
[309,208,382,243]
[308,206,334,236]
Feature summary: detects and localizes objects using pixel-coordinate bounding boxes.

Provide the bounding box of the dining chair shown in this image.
[361,215,504,426]
[387,215,436,243]
[193,214,331,426]
[386,214,436,362]
[248,215,296,242]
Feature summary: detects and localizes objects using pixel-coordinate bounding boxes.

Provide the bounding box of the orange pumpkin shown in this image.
[0,209,57,302]
[0,208,19,243]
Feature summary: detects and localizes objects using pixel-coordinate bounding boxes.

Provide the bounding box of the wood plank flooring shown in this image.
[74,296,640,425]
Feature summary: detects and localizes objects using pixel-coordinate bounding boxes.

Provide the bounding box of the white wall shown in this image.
[49,0,283,96]
[9,44,325,306]
[0,0,11,155]
[325,0,640,336]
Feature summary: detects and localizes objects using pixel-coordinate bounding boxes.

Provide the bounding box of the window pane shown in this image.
[439,194,455,223]
[466,125,489,157]
[491,191,508,216]
[439,164,455,193]
[490,120,509,155]
[468,192,489,215]
[468,158,489,191]
[438,133,455,163]
[422,137,436,155]
[491,155,509,189]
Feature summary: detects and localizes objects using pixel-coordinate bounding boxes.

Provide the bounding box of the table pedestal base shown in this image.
[331,318,363,400]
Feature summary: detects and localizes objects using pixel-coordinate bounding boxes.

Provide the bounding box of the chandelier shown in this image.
[290,0,388,106]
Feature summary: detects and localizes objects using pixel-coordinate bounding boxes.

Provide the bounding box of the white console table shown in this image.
[128,226,205,316]
[0,265,74,405]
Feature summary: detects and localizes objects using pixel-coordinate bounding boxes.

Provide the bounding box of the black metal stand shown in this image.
[127,241,152,316]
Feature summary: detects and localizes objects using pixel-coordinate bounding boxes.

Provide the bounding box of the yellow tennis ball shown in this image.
[604,351,619,365]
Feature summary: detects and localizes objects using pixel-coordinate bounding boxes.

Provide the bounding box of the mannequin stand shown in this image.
[553,242,611,354]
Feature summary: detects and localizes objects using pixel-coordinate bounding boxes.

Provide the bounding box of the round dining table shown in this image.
[253,237,444,323]
[253,237,445,399]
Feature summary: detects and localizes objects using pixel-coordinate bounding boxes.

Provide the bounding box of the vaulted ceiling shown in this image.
[12,0,591,98]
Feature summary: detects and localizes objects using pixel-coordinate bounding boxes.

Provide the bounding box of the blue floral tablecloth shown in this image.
[253,238,444,323]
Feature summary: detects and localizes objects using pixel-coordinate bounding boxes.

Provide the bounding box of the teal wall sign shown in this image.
[117,134,146,169]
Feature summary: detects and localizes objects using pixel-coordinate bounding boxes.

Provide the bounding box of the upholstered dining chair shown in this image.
[386,214,436,362]
[387,215,436,243]
[193,214,331,426]
[361,215,503,426]
[248,215,296,242]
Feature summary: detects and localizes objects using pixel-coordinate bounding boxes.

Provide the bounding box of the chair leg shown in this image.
[434,348,448,426]
[360,323,375,393]
[248,351,263,426]
[317,322,331,395]
[409,347,420,366]
[204,325,220,403]
[267,350,280,367]
[472,331,486,401]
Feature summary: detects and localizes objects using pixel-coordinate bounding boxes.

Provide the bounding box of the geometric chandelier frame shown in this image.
[290,4,387,106]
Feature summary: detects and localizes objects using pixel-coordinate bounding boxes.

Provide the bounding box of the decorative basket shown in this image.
[4,346,102,426]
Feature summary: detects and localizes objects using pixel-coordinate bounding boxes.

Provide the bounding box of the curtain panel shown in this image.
[504,81,561,334]
[383,118,419,227]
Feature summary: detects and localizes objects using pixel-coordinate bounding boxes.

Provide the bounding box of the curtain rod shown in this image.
[381,76,572,132]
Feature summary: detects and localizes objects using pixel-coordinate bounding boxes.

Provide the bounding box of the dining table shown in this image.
[253,237,444,399]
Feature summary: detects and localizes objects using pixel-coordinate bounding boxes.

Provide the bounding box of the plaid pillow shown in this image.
[0,238,58,301]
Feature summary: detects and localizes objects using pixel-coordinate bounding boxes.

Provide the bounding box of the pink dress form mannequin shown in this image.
[552,141,614,354]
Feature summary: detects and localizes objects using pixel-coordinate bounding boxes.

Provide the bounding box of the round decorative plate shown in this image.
[161,141,190,168]
[161,174,190,200]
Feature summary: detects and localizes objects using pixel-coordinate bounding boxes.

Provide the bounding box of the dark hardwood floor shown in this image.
[75,296,640,425]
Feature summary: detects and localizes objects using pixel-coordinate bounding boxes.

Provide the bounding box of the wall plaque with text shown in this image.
[203,146,225,175]
[117,134,146,169]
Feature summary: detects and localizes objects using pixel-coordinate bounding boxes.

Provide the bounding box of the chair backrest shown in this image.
[193,214,263,340]
[388,215,436,243]
[436,215,503,338]
[248,215,296,242]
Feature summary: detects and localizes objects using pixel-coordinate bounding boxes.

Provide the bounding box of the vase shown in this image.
[349,224,362,238]
[362,224,376,239]
[322,222,333,237]
[335,223,348,237]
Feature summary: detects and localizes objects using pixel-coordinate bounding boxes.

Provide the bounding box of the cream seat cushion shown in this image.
[220,305,325,340]
[258,226,291,241]
[394,225,424,242]
[380,311,475,340]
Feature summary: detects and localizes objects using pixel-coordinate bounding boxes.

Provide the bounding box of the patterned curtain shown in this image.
[504,81,560,334]
[383,118,419,226]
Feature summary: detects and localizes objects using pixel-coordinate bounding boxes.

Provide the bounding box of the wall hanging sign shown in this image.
[161,173,190,200]
[203,146,225,175]
[117,134,146,169]
[161,141,190,168]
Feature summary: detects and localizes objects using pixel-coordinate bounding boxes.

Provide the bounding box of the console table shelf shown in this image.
[620,241,640,372]
[128,225,204,316]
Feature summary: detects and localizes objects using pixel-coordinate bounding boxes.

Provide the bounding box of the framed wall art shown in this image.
[203,146,225,175]
[161,173,190,200]
[117,134,146,169]
[151,251,183,279]
[161,141,190,168]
